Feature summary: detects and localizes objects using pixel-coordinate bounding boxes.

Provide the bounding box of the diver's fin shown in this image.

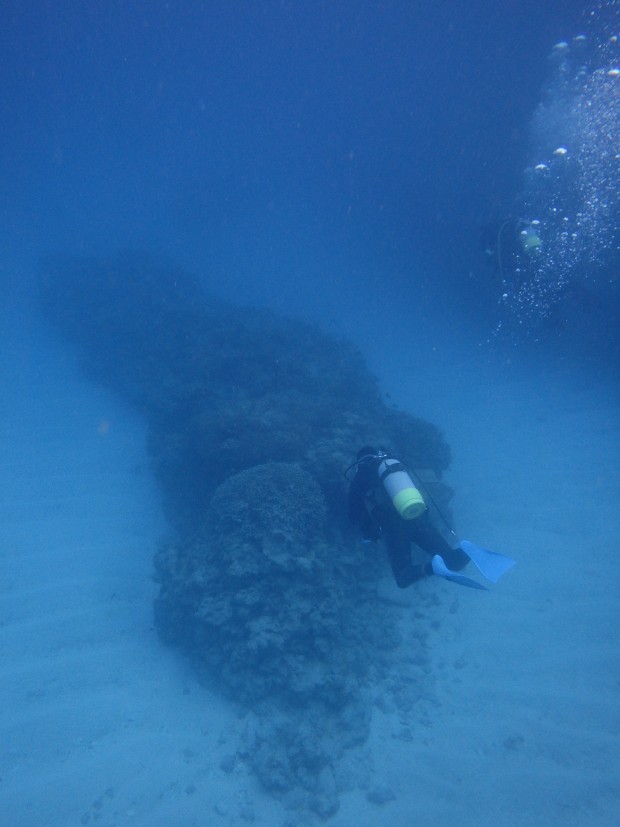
[460,540,516,584]
[431,555,488,590]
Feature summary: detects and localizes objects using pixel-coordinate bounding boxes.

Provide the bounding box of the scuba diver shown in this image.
[346,447,515,590]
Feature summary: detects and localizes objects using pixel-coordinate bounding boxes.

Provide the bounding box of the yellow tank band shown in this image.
[393,488,426,520]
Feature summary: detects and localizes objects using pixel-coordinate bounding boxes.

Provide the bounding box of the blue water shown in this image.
[1,2,619,825]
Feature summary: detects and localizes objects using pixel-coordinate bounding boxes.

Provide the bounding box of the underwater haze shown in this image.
[1,1,619,825]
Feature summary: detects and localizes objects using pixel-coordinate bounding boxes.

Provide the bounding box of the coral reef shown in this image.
[154,461,389,816]
[40,252,453,816]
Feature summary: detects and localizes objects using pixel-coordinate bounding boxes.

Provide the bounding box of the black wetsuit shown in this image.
[348,458,468,588]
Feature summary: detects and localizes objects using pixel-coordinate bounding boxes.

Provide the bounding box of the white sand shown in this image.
[0,299,277,826]
[2,289,619,826]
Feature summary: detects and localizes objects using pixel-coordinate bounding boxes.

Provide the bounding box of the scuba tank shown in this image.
[377,457,426,520]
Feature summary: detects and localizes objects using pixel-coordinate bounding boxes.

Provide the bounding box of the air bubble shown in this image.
[497,23,620,328]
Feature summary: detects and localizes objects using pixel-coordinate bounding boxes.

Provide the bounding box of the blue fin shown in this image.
[431,555,488,590]
[460,540,516,584]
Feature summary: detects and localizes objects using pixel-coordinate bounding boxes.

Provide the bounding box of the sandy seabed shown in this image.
[1,292,619,827]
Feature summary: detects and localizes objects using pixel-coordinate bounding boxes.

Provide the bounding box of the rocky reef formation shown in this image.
[40,252,454,817]
[154,461,387,818]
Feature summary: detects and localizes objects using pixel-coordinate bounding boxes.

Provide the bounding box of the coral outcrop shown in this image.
[40,253,453,816]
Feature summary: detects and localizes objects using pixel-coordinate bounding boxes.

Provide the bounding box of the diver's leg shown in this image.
[410,512,468,571]
[384,518,431,588]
